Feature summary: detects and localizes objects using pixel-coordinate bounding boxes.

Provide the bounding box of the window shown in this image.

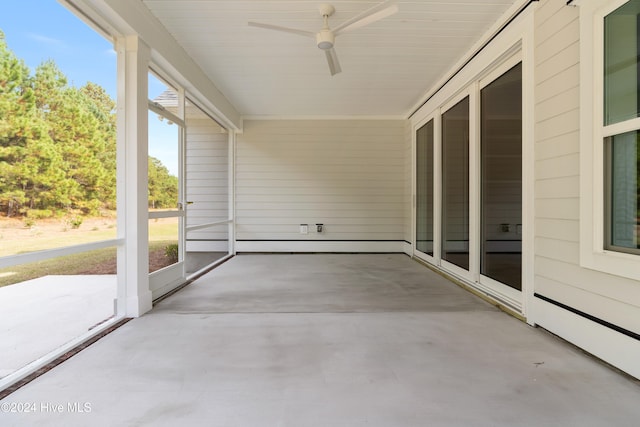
[605,131,640,254]
[579,0,640,280]
[603,1,640,255]
[603,1,640,126]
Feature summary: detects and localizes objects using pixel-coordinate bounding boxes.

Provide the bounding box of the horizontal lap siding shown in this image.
[186,119,229,242]
[534,0,640,333]
[236,120,406,242]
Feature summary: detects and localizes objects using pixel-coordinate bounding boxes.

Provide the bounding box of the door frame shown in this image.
[411,7,535,320]
[148,90,187,300]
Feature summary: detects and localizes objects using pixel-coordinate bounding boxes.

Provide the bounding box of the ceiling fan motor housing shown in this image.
[316,29,335,50]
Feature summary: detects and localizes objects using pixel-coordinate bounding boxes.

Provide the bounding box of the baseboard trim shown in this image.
[533,297,640,380]
[235,240,406,253]
[535,294,640,342]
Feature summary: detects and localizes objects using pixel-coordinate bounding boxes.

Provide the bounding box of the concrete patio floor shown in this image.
[1,254,639,426]
[0,275,115,378]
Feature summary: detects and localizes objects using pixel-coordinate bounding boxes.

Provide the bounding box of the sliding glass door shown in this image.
[413,59,524,310]
[442,97,470,271]
[480,63,522,291]
[416,119,434,257]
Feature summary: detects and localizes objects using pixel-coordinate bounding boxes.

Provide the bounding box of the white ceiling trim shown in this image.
[241,114,407,121]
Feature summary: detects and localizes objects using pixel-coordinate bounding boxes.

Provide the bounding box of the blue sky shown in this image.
[0,1,118,97]
[0,0,177,175]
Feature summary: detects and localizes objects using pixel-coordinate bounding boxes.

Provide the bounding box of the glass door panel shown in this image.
[442,97,470,270]
[416,119,434,256]
[480,63,522,290]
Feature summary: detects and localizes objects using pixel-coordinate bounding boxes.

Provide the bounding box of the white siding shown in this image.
[534,0,640,334]
[185,118,229,247]
[236,120,406,248]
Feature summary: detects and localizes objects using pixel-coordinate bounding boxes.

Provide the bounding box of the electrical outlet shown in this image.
[300,224,308,234]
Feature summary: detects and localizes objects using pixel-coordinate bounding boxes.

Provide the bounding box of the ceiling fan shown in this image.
[248,1,398,76]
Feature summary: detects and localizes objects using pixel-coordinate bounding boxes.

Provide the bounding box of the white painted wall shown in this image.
[235,119,407,252]
[185,118,229,250]
[533,0,640,377]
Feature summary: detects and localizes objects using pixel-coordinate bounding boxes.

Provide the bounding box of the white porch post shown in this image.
[116,35,153,317]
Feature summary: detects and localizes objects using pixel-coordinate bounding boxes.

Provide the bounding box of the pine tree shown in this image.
[148,156,178,209]
[0,30,37,216]
[1,31,176,217]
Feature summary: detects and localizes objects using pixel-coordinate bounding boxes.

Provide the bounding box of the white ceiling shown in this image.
[142,0,518,118]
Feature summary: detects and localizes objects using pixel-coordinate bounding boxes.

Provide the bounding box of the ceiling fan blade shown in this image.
[248,21,315,38]
[333,1,398,36]
[325,47,342,76]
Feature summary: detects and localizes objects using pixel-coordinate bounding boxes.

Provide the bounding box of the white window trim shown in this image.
[579,0,640,282]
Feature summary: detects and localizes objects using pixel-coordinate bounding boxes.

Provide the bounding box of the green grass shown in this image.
[0,247,117,288]
[0,220,177,257]
[0,219,178,288]
[148,219,179,241]
[0,227,117,258]
[0,240,174,288]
